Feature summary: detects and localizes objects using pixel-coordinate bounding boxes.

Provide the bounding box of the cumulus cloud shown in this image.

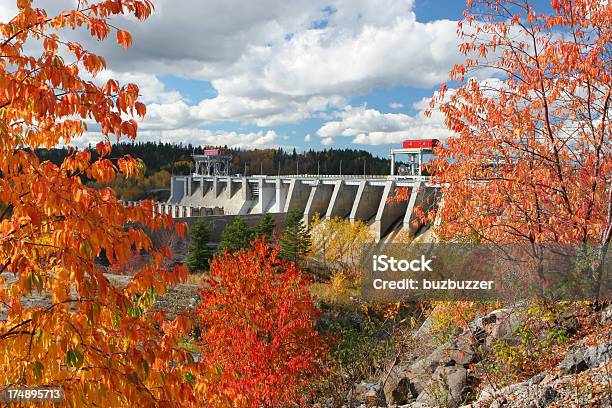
[139,129,280,148]
[389,102,404,109]
[196,13,460,124]
[7,0,467,147]
[316,77,508,145]
[191,94,347,127]
[317,102,452,145]
[0,2,17,23]
[74,129,280,149]
[63,0,462,128]
[304,134,312,142]
[92,70,182,104]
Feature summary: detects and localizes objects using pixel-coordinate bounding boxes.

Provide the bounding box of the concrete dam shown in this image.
[153,174,439,242]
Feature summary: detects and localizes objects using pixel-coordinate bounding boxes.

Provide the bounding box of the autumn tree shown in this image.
[428,0,611,295]
[193,240,328,407]
[0,1,195,406]
[310,215,373,277]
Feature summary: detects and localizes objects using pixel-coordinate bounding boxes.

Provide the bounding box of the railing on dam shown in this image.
[187,174,432,181]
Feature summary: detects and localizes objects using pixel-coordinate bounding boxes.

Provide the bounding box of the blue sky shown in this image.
[0,0,475,157]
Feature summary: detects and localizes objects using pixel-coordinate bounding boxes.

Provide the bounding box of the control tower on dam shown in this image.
[148,140,441,242]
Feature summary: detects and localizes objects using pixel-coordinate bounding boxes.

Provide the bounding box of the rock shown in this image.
[558,342,612,374]
[363,388,382,407]
[382,366,420,406]
[384,321,481,407]
[398,403,430,408]
[536,386,559,407]
[354,381,375,396]
[414,366,468,408]
[0,272,201,322]
[478,380,529,403]
[601,305,612,324]
[469,307,525,347]
[527,372,545,385]
[414,335,475,374]
[414,315,433,342]
[355,382,383,407]
[583,342,611,368]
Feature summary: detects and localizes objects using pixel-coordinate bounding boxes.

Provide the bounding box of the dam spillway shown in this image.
[148,174,439,242]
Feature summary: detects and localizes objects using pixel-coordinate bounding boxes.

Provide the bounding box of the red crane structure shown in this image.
[390,138,440,177]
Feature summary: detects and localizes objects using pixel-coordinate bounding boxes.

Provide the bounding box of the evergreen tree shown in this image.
[279,209,311,264]
[219,218,254,253]
[187,219,212,272]
[254,212,275,243]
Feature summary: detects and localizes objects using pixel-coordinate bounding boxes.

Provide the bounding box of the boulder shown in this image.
[558,341,612,374]
[383,318,481,407]
[382,366,420,406]
[414,315,433,342]
[414,366,469,408]
[354,382,384,407]
[469,307,525,347]
[412,335,475,375]
[601,305,612,324]
[536,386,560,407]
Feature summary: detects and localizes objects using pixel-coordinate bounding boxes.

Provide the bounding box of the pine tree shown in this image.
[187,219,212,272]
[279,209,311,264]
[219,217,254,253]
[254,212,275,243]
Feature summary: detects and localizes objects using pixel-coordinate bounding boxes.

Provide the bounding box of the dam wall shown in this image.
[123,174,440,242]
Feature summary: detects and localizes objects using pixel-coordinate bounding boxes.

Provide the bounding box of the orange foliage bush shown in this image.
[194,240,328,407]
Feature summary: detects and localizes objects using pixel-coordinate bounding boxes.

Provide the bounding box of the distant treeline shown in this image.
[36,142,391,176]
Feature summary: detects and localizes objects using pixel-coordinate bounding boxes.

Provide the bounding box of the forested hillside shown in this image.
[36,143,391,200]
[37,142,391,176]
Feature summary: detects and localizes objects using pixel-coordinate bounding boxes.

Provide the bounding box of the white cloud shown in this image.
[75,128,280,149]
[0,2,17,23]
[191,94,347,127]
[315,77,509,145]
[92,70,182,104]
[145,129,280,148]
[320,137,335,146]
[219,17,459,97]
[18,0,467,147]
[195,15,460,125]
[66,0,462,128]
[304,134,312,142]
[389,102,404,109]
[316,102,451,145]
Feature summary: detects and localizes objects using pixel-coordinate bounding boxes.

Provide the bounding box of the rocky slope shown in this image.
[352,304,611,408]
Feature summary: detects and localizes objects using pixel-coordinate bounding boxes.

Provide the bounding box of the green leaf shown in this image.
[33,361,44,381]
[66,348,83,368]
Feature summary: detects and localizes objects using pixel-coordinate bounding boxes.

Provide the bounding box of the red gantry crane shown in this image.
[390,138,440,177]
